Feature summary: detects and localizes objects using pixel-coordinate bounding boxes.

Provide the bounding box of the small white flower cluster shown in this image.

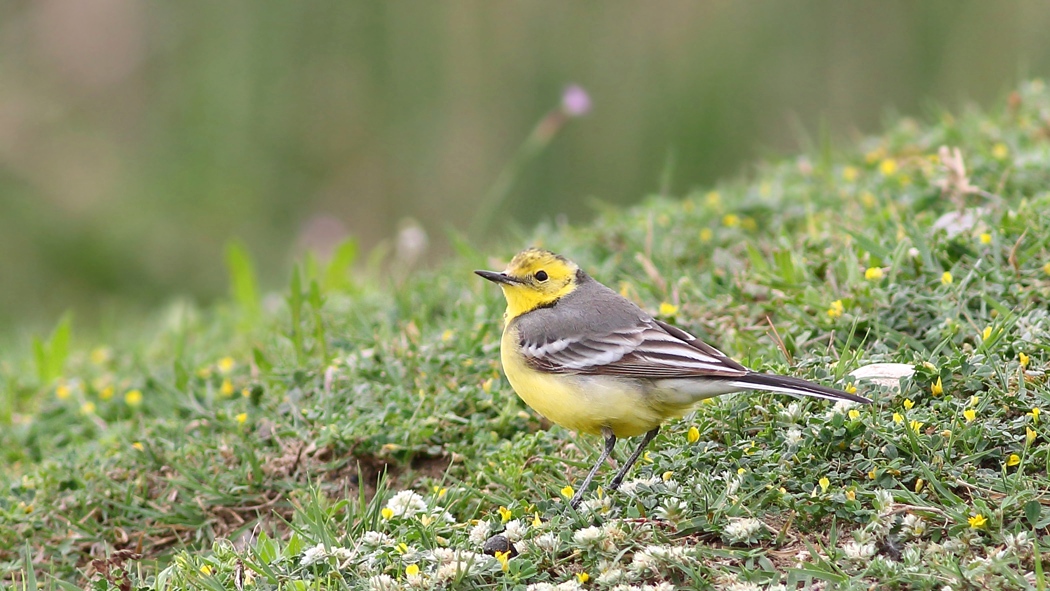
[429,548,498,582]
[578,495,612,514]
[618,475,661,496]
[842,540,877,562]
[571,522,623,553]
[468,520,492,544]
[824,399,859,419]
[385,490,429,518]
[901,514,926,539]
[653,498,689,522]
[368,574,398,591]
[722,517,764,544]
[530,532,559,553]
[784,427,804,446]
[781,402,803,422]
[606,583,675,591]
[503,519,529,542]
[300,543,356,567]
[722,470,742,496]
[1003,531,1033,557]
[630,544,694,577]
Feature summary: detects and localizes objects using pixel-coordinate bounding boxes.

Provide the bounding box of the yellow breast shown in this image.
[500,325,667,438]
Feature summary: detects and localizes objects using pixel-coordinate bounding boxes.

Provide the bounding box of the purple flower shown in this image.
[561,84,591,117]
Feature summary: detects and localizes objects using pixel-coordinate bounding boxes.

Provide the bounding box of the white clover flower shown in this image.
[723,517,763,543]
[361,530,394,548]
[902,514,926,538]
[643,584,675,591]
[873,489,894,512]
[842,540,877,561]
[578,496,612,514]
[385,490,428,518]
[572,526,605,549]
[782,402,803,422]
[300,543,328,566]
[405,570,429,589]
[468,521,493,544]
[555,581,583,591]
[532,533,559,553]
[724,471,742,496]
[619,475,661,496]
[595,568,626,585]
[785,428,804,445]
[368,574,399,591]
[654,499,689,522]
[1004,531,1032,556]
[630,547,659,575]
[526,585,557,591]
[503,519,527,542]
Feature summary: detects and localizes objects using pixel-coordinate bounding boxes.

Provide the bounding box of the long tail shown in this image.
[727,372,871,405]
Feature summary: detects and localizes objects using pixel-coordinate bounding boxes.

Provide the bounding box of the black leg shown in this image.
[608,426,660,491]
[569,427,616,509]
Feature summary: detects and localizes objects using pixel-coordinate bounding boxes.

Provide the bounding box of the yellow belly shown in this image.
[500,327,669,437]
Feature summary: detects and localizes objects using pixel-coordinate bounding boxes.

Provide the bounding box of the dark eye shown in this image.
[534,270,548,282]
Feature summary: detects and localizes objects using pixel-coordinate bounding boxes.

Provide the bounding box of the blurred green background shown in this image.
[3,0,1050,330]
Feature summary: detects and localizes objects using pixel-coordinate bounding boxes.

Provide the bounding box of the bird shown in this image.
[476,248,871,509]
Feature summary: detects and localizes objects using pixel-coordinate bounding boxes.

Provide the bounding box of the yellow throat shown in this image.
[477,248,580,321]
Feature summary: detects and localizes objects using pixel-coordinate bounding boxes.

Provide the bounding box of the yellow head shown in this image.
[475,248,580,320]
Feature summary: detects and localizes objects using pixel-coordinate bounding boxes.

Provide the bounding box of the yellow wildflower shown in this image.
[941,271,953,285]
[844,382,857,394]
[705,191,721,207]
[915,478,924,493]
[236,413,248,424]
[196,367,212,379]
[560,486,574,500]
[722,213,740,228]
[406,564,420,577]
[979,233,992,245]
[903,398,915,410]
[699,228,713,242]
[1029,407,1041,423]
[963,409,977,423]
[867,469,876,480]
[981,326,993,341]
[931,377,943,396]
[659,302,678,317]
[200,565,212,576]
[577,573,590,584]
[865,267,884,281]
[687,426,700,443]
[56,383,72,400]
[818,476,830,493]
[1006,454,1021,467]
[132,442,144,451]
[1044,261,1050,275]
[499,506,512,523]
[970,395,980,407]
[1019,352,1030,367]
[968,514,987,529]
[1027,427,1037,445]
[533,513,542,527]
[80,402,96,415]
[737,467,746,475]
[100,386,115,400]
[860,191,877,208]
[848,409,861,420]
[381,507,394,520]
[90,347,111,365]
[910,420,924,432]
[124,389,143,407]
[991,142,1009,160]
[220,379,235,397]
[241,388,251,398]
[662,471,674,481]
[827,300,844,319]
[441,329,454,342]
[842,166,859,182]
[218,357,235,373]
[494,551,510,572]
[845,489,856,501]
[879,158,898,176]
[742,217,758,231]
[892,412,903,424]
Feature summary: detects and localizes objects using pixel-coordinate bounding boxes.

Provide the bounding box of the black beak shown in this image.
[475,270,521,285]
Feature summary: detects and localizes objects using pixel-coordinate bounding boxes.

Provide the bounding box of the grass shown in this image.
[3,79,1050,590]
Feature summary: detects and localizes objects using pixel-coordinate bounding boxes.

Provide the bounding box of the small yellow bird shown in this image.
[477,248,871,508]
